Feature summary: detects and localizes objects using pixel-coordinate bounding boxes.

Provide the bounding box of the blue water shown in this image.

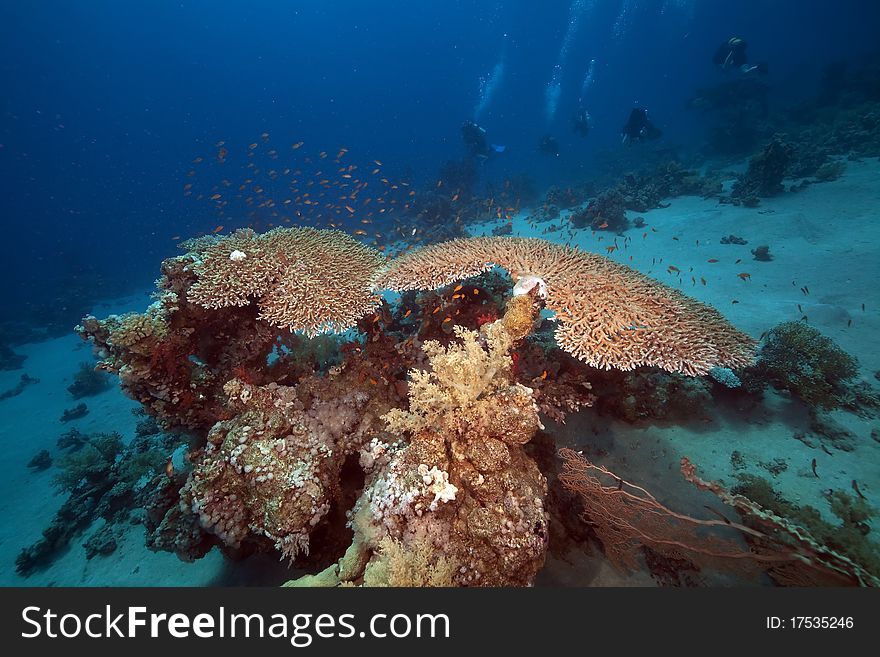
[1,0,876,329]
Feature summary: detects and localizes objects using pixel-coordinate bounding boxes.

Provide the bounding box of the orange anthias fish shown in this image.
[737,272,751,281]
[213,225,224,233]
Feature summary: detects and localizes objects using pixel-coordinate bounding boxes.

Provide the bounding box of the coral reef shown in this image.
[570,189,628,232]
[729,135,794,205]
[17,427,180,576]
[377,237,756,375]
[745,322,861,410]
[73,228,763,587]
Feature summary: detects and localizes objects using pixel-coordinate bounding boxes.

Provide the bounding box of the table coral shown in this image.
[377,236,756,376]
[185,227,385,336]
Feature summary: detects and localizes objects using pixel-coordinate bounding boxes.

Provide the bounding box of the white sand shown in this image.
[1,159,877,586]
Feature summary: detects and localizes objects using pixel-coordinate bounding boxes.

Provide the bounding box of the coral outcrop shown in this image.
[289,298,549,587]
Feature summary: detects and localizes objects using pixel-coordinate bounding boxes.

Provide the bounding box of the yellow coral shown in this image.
[363,537,457,587]
[383,324,513,435]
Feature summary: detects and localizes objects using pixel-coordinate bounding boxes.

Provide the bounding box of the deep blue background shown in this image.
[1,0,877,325]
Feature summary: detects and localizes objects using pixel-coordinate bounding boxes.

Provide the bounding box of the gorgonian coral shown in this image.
[376,237,755,375]
[185,227,385,336]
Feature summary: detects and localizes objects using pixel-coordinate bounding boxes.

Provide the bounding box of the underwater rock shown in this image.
[0,373,39,401]
[83,523,119,559]
[26,449,52,472]
[751,245,773,261]
[720,234,748,245]
[759,458,789,476]
[0,342,26,371]
[810,412,857,452]
[57,428,88,451]
[60,403,89,422]
[66,361,112,399]
[813,160,847,182]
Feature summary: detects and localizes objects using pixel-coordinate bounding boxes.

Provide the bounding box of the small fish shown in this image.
[606,245,617,254]
[165,459,174,478]
[210,193,222,200]
[700,277,706,286]
[852,480,866,500]
[707,259,718,263]
[248,143,257,150]
[453,284,463,293]
[802,286,810,295]
[737,272,751,281]
[452,194,459,202]
[292,141,304,149]
[374,159,382,166]
[345,205,355,213]
[667,265,680,273]
[672,236,679,241]
[213,225,224,233]
[597,222,609,229]
[642,232,647,239]
[540,370,547,380]
[353,229,367,235]
[411,228,417,236]
[797,304,802,313]
[734,258,742,264]
[847,319,852,327]
[403,309,412,318]
[811,458,819,478]
[732,300,739,304]
[861,303,865,311]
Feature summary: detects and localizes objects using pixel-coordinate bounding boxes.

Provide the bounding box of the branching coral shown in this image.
[185,227,385,336]
[376,237,755,375]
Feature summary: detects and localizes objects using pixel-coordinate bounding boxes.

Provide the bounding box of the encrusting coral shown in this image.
[186,227,385,336]
[377,236,755,376]
[181,379,374,559]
